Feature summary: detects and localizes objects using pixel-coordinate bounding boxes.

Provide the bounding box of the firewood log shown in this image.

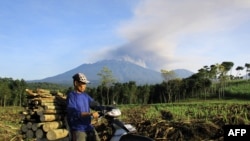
[33,98,56,103]
[26,129,34,139]
[26,89,38,97]
[32,122,45,131]
[36,88,50,94]
[46,129,69,140]
[27,122,33,129]
[44,105,62,110]
[36,110,44,116]
[42,103,59,106]
[21,124,28,133]
[38,109,64,115]
[44,109,64,114]
[42,121,64,132]
[40,114,62,122]
[35,128,46,139]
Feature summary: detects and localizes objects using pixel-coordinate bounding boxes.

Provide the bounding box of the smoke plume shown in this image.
[96,0,250,71]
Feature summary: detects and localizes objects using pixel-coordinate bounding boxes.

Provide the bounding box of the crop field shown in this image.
[0,100,249,141]
[96,100,250,141]
[0,106,23,141]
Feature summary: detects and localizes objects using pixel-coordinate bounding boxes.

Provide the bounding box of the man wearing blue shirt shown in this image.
[67,73,100,141]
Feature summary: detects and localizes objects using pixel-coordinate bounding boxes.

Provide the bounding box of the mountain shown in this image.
[30,60,194,86]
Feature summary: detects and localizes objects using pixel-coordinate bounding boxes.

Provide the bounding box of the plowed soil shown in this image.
[95,104,250,141]
[95,111,226,141]
[1,104,250,141]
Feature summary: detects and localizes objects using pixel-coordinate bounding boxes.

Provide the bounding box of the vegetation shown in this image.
[1,61,250,107]
[1,100,249,140]
[0,61,250,140]
[118,100,250,123]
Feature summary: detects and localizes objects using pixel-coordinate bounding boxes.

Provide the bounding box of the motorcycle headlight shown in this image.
[107,108,121,117]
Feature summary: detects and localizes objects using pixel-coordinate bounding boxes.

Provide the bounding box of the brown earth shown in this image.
[95,104,250,141]
[0,110,23,141]
[95,109,227,141]
[1,105,249,141]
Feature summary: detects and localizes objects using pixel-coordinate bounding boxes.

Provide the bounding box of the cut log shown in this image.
[37,109,64,116]
[26,89,39,97]
[35,128,46,139]
[38,106,45,111]
[42,121,64,132]
[33,98,56,103]
[42,103,59,106]
[36,110,44,116]
[40,114,61,122]
[44,109,64,114]
[21,124,28,133]
[36,88,50,94]
[27,122,33,129]
[26,129,34,139]
[44,105,62,110]
[46,129,69,140]
[32,122,45,131]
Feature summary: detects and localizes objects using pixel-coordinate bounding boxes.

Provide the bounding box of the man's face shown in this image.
[75,81,86,93]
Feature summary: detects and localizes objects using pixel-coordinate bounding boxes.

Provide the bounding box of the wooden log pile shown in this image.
[20,88,69,141]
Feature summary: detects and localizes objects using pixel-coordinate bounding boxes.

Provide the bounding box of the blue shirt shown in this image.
[66,91,94,131]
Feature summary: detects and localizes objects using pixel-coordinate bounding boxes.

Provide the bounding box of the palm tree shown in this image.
[236,66,244,79]
[245,63,250,80]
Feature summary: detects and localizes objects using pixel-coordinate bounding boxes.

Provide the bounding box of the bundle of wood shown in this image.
[20,88,69,141]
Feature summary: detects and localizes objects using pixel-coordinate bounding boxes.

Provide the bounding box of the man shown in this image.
[66,73,100,141]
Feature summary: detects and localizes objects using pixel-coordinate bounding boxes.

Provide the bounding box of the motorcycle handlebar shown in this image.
[90,101,119,117]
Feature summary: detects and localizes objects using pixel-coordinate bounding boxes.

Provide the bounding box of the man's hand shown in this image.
[92,112,99,119]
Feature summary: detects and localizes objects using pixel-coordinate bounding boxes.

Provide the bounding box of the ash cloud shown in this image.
[95,0,250,71]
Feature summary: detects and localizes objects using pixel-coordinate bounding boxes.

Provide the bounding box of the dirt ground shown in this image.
[1,106,249,141]
[95,105,249,141]
[95,111,226,141]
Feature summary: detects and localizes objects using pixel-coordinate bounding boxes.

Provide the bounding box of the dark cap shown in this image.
[72,73,90,83]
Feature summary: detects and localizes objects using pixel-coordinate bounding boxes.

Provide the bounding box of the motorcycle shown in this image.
[91,102,154,141]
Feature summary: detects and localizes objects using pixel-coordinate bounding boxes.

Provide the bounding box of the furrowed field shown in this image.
[1,100,249,141]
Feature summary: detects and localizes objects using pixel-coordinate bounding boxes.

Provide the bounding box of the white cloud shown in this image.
[97,0,250,72]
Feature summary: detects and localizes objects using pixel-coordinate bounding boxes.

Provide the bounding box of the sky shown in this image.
[1,0,250,80]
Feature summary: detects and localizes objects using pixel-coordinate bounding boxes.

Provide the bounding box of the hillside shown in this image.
[30,60,193,86]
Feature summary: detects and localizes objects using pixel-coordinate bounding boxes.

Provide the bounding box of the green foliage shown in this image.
[1,68,250,107]
[119,100,250,124]
[0,77,70,107]
[27,82,68,91]
[0,78,27,106]
[224,80,250,99]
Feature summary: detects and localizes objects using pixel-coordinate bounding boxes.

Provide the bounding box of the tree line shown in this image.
[88,62,250,105]
[0,61,249,106]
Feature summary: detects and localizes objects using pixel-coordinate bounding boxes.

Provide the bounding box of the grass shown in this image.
[118,99,250,124]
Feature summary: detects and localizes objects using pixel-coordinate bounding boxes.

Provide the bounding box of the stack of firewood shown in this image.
[20,88,69,141]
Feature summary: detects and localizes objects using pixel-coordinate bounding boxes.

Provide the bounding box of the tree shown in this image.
[245,63,250,80]
[160,69,176,82]
[235,66,244,79]
[160,69,177,103]
[97,66,116,105]
[0,78,11,107]
[221,61,234,76]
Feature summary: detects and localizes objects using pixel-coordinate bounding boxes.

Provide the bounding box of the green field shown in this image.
[119,99,250,123]
[1,99,249,141]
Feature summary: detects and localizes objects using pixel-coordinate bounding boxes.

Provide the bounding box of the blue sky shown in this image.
[1,0,250,80]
